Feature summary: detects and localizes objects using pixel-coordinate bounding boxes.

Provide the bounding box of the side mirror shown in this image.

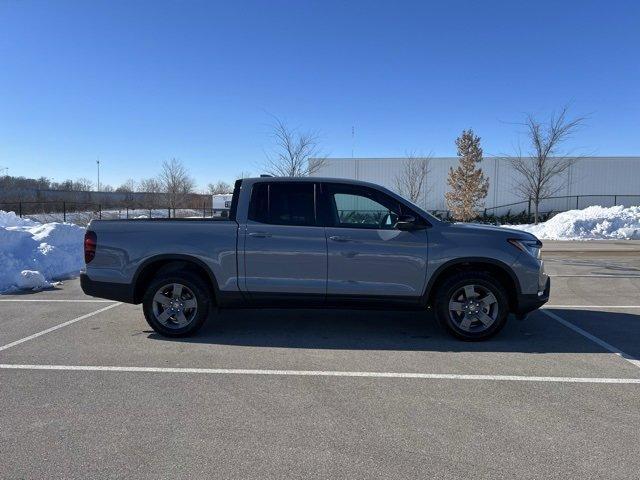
[394,215,421,231]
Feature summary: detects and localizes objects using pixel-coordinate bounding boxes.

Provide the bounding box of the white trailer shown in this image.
[212,193,233,217]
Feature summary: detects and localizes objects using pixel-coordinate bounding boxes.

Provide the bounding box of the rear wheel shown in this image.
[434,271,509,341]
[142,271,211,337]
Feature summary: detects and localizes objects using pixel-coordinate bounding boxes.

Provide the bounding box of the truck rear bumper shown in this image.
[80,273,135,303]
[515,277,550,315]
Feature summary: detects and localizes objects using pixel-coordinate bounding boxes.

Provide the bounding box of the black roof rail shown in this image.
[259,174,273,178]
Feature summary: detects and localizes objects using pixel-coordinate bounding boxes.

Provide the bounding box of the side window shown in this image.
[248,182,316,226]
[248,183,269,223]
[328,185,402,229]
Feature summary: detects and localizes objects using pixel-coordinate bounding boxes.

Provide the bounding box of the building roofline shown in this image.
[311,156,640,161]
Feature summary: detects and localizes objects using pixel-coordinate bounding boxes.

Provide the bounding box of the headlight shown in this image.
[508,238,542,259]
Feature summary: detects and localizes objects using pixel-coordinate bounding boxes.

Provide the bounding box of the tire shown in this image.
[142,270,211,337]
[434,271,509,341]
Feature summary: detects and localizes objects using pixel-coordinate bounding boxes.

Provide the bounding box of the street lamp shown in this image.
[96,159,100,191]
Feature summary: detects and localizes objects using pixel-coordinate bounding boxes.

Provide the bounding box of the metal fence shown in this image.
[0,201,229,226]
[483,194,640,216]
[3,193,639,226]
[430,194,640,222]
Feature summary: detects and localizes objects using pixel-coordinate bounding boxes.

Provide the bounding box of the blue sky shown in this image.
[1,0,639,189]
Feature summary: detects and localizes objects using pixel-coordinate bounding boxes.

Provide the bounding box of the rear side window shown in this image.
[248,183,269,223]
[248,182,316,226]
[228,179,243,221]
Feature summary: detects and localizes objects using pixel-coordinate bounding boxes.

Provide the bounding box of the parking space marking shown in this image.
[549,274,640,278]
[0,299,116,303]
[545,305,640,308]
[0,303,121,352]
[0,363,639,384]
[542,310,640,369]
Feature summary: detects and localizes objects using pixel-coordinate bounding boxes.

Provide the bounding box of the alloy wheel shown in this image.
[151,283,198,329]
[448,284,499,333]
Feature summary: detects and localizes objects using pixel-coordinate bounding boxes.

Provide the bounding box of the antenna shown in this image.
[351,126,355,158]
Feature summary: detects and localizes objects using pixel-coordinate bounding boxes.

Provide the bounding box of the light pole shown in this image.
[96,159,100,191]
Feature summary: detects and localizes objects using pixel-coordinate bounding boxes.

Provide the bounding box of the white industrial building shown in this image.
[311,156,640,216]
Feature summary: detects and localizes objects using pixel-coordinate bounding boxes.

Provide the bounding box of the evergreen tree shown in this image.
[445,129,489,221]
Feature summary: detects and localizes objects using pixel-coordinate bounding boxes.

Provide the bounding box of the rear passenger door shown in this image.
[243,182,327,297]
[322,183,428,297]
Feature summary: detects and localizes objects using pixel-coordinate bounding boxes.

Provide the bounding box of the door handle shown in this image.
[249,232,272,238]
[329,235,350,242]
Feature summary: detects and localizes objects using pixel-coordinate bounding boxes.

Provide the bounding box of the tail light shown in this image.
[84,231,97,263]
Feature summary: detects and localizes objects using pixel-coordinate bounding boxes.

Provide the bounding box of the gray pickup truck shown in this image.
[81,177,549,340]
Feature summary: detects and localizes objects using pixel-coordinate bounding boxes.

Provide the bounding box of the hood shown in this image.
[444,222,539,241]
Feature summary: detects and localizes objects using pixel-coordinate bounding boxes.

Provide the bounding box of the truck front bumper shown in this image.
[515,277,550,316]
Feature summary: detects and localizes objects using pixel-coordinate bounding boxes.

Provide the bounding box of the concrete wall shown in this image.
[312,157,640,214]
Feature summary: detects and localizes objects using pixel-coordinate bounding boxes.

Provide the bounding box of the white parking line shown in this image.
[542,310,640,369]
[545,305,640,309]
[0,299,115,303]
[549,274,640,278]
[0,303,121,352]
[0,363,639,384]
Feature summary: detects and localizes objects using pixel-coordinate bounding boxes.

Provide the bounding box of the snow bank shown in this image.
[0,211,85,293]
[506,205,640,240]
[0,210,37,228]
[16,270,53,290]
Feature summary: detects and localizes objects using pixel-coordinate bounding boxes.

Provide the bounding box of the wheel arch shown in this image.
[132,254,220,304]
[424,257,521,310]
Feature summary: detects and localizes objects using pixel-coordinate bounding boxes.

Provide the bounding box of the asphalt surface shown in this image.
[1,241,639,479]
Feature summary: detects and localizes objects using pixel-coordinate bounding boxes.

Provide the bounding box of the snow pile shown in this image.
[0,210,85,293]
[506,205,640,240]
[0,210,37,228]
[16,270,52,290]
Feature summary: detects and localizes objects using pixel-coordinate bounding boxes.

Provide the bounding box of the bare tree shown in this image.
[263,116,326,177]
[139,177,163,194]
[0,175,51,192]
[139,177,163,207]
[49,178,93,191]
[445,129,489,221]
[207,180,232,195]
[394,153,432,206]
[114,179,136,208]
[508,106,587,223]
[115,179,136,193]
[159,158,196,210]
[73,178,94,191]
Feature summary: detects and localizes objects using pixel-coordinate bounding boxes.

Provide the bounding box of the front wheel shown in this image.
[434,272,509,341]
[142,271,211,337]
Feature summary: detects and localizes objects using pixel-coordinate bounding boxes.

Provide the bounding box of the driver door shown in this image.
[322,183,428,297]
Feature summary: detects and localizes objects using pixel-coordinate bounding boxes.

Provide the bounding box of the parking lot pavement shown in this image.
[0,300,117,348]
[3,302,640,380]
[543,307,640,360]
[1,244,640,479]
[2,368,639,479]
